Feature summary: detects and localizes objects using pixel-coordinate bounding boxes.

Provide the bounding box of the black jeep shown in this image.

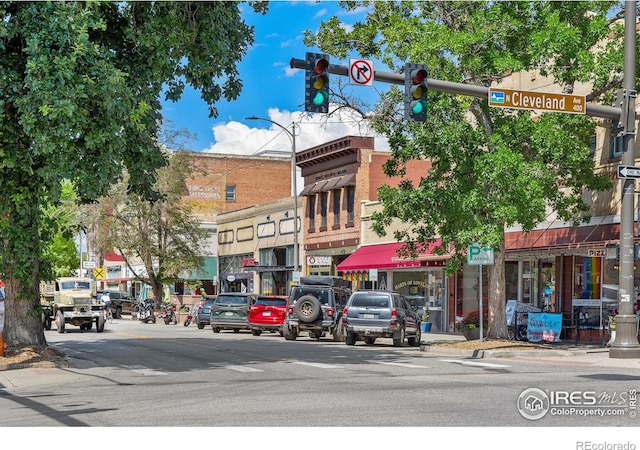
[282,275,351,341]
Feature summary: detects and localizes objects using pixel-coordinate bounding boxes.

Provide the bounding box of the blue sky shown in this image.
[160,1,392,155]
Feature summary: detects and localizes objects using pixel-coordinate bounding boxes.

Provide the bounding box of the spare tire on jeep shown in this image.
[294,295,321,323]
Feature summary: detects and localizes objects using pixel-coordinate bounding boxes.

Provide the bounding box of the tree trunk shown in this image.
[3,275,47,349]
[486,240,508,338]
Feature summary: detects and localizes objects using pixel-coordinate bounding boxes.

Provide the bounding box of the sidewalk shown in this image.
[419,332,640,369]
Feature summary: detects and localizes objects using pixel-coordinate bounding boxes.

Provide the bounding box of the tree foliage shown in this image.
[0,1,267,348]
[91,149,209,306]
[305,1,623,337]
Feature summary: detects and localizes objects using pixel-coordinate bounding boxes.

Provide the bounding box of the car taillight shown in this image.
[391,308,397,318]
[342,307,348,316]
[287,306,294,314]
[327,308,334,317]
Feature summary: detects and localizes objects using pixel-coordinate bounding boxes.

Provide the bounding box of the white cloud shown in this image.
[203,107,388,157]
[313,8,328,19]
[202,107,389,195]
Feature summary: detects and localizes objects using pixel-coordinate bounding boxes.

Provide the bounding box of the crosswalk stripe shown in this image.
[121,365,168,376]
[290,361,343,369]
[223,365,264,373]
[439,359,510,369]
[367,360,429,369]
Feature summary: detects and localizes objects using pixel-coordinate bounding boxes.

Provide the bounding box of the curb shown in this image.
[420,345,590,359]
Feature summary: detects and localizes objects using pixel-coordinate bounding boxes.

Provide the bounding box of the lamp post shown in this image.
[246,116,300,278]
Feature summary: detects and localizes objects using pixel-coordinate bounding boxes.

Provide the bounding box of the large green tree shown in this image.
[305,1,624,337]
[0,1,267,349]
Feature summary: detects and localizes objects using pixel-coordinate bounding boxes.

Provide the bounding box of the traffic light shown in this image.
[305,52,330,114]
[404,63,428,122]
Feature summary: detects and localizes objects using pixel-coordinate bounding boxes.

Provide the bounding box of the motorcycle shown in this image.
[159,303,178,325]
[183,311,194,327]
[137,299,156,324]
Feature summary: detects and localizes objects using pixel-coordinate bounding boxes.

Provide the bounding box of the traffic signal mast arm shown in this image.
[289,57,621,122]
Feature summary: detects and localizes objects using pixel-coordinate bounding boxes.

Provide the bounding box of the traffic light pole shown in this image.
[610,2,640,358]
[292,4,640,357]
[289,58,621,121]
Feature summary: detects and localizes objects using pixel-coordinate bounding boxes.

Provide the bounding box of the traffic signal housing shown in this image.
[305,52,330,114]
[404,63,428,122]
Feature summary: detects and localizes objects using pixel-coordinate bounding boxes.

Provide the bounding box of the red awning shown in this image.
[337,240,443,272]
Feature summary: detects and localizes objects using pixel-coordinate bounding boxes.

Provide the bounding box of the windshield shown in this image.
[60,281,91,290]
[255,298,287,306]
[215,296,249,305]
[292,288,330,305]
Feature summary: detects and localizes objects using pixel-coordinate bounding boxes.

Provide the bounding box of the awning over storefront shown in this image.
[300,174,356,196]
[337,240,443,272]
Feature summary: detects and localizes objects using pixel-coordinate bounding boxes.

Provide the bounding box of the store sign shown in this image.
[307,256,332,266]
[587,249,606,257]
[526,313,562,342]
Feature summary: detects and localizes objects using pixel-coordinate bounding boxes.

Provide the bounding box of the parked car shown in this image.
[97,290,135,319]
[196,298,216,329]
[248,295,289,336]
[342,290,421,347]
[282,275,350,341]
[210,293,258,333]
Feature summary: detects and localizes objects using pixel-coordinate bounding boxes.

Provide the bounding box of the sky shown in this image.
[160,1,392,158]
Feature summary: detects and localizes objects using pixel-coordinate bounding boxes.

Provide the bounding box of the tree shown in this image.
[92,149,209,306]
[305,1,621,338]
[0,1,267,349]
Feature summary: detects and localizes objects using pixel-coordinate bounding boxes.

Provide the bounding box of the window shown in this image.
[333,189,341,226]
[308,195,316,230]
[226,184,236,202]
[346,186,355,224]
[610,124,623,159]
[320,191,328,229]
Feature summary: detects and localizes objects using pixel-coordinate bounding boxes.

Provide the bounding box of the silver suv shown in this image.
[342,290,421,347]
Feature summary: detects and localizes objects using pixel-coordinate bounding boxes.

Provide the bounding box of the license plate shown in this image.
[363,314,375,319]
[225,311,233,316]
[262,311,272,316]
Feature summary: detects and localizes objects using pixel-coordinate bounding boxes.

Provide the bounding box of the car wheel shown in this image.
[393,326,405,347]
[197,321,205,330]
[97,315,105,333]
[408,325,421,347]
[294,295,321,323]
[345,332,357,346]
[332,320,344,342]
[363,336,376,345]
[251,329,262,336]
[56,310,65,334]
[283,323,297,341]
[212,327,221,333]
[115,307,122,319]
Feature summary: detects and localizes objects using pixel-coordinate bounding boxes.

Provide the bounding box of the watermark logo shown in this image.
[517,388,637,420]
[517,388,550,420]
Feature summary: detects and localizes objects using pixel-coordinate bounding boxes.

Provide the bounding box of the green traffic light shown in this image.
[411,99,427,114]
[313,90,328,106]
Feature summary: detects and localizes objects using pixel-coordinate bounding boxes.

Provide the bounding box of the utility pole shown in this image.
[610,1,640,358]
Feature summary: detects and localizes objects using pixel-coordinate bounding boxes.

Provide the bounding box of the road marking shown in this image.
[222,365,264,373]
[290,361,343,369]
[121,365,168,376]
[439,359,510,369]
[367,360,429,369]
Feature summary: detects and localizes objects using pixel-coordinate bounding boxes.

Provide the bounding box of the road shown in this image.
[1,318,639,444]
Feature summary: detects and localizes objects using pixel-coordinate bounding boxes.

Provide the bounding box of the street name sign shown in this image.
[618,165,640,179]
[468,244,494,266]
[489,88,586,114]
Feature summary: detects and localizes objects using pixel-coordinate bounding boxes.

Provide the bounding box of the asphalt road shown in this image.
[1,318,639,447]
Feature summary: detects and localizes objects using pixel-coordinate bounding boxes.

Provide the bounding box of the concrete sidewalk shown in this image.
[419,332,640,369]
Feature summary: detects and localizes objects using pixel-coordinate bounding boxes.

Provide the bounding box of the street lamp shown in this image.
[245,116,300,277]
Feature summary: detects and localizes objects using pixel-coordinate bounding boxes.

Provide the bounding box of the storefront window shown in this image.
[573,256,601,299]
